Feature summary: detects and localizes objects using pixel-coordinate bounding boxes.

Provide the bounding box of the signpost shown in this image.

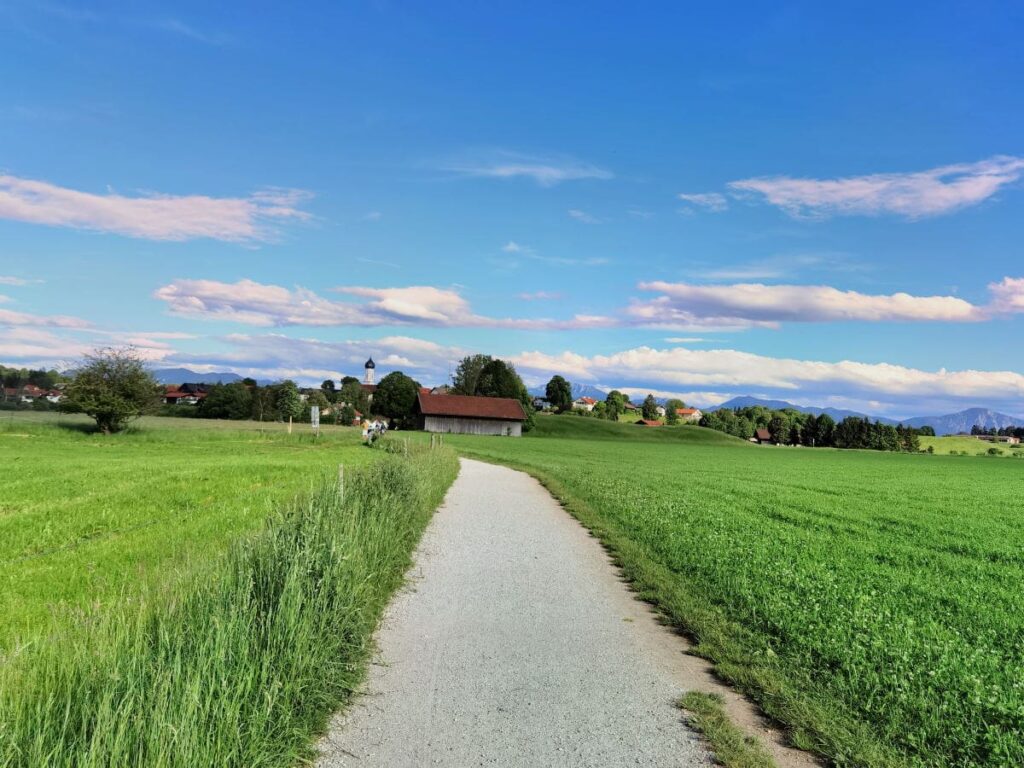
[310,405,320,436]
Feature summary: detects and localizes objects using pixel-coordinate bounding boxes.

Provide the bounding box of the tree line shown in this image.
[543,375,676,422]
[970,425,1024,438]
[699,405,932,452]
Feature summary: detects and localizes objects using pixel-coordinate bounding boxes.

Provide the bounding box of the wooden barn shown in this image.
[416,392,527,437]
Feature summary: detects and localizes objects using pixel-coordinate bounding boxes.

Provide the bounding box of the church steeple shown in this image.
[363,357,376,385]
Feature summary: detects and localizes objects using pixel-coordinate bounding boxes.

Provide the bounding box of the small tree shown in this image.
[338,379,370,415]
[61,347,161,434]
[320,379,338,403]
[641,394,659,421]
[664,398,685,426]
[545,375,573,412]
[198,382,252,420]
[373,371,421,427]
[604,390,626,421]
[274,381,303,422]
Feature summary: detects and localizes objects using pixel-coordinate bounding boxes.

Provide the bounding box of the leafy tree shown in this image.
[338,379,370,415]
[337,403,357,425]
[60,347,161,434]
[450,354,493,395]
[198,382,252,420]
[320,379,338,403]
[641,394,659,421]
[604,390,626,421]
[664,398,685,426]
[340,375,360,387]
[545,375,573,412]
[476,359,525,400]
[373,371,421,427]
[274,381,303,422]
[303,389,331,421]
[250,386,275,421]
[592,400,608,419]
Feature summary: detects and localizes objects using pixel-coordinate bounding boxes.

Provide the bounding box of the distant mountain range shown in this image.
[709,396,898,425]
[528,382,609,401]
[151,368,249,385]
[709,396,1024,436]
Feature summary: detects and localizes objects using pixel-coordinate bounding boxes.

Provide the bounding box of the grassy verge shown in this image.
[0,441,458,768]
[680,692,775,768]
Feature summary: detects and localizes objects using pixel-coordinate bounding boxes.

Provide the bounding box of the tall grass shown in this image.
[0,442,458,767]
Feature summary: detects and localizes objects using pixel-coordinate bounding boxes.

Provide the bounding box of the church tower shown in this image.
[363,357,376,385]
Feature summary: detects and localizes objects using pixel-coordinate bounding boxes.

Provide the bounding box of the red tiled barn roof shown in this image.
[676,408,700,415]
[417,392,526,421]
[637,419,662,427]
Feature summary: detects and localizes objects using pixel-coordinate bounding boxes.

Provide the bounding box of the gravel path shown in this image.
[316,457,712,767]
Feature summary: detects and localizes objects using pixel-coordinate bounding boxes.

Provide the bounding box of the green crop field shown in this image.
[0,411,375,646]
[444,417,1024,767]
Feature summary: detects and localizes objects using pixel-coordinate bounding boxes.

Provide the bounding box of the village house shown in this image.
[676,407,702,423]
[753,428,774,444]
[416,392,527,436]
[573,396,597,412]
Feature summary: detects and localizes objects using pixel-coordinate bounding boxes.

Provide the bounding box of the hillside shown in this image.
[902,407,1023,435]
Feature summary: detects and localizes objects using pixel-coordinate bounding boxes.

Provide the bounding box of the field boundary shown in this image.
[455,448,900,768]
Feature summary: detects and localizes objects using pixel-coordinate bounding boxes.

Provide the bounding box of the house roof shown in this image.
[361,383,378,393]
[576,396,597,404]
[676,408,700,415]
[755,428,773,440]
[637,419,662,427]
[417,392,527,421]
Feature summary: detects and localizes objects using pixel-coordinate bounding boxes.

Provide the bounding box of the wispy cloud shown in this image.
[361,211,383,221]
[154,278,613,331]
[499,241,609,267]
[729,155,1024,219]
[0,307,91,328]
[152,18,232,46]
[628,209,655,219]
[0,275,43,286]
[0,175,312,242]
[568,208,599,223]
[678,192,728,213]
[441,150,612,186]
[632,280,996,326]
[518,290,563,301]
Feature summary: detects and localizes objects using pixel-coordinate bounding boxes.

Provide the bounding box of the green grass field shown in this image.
[0,412,375,645]
[445,417,1024,767]
[0,412,459,767]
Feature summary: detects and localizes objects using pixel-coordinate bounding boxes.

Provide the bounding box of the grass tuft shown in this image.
[680,691,775,768]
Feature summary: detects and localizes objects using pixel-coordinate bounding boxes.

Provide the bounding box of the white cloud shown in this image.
[678,192,728,213]
[511,344,1024,415]
[633,281,986,324]
[729,155,1024,219]
[502,241,526,253]
[0,175,312,241]
[988,277,1024,314]
[0,276,42,286]
[568,208,599,223]
[154,278,613,331]
[442,151,612,186]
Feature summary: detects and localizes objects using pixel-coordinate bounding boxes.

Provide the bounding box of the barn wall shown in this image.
[423,415,522,437]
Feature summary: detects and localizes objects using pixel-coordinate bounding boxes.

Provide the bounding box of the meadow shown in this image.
[920,434,1024,457]
[0,412,375,645]
[0,412,458,766]
[448,417,1024,767]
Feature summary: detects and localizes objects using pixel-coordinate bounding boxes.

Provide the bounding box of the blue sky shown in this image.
[2,1,1024,417]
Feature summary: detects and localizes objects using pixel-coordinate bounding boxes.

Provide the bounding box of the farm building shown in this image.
[573,396,597,412]
[753,428,774,444]
[416,392,527,436]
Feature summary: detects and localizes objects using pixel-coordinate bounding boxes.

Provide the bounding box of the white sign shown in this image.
[310,405,320,433]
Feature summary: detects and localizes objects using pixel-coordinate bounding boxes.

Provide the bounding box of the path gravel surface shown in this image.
[317,458,712,767]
